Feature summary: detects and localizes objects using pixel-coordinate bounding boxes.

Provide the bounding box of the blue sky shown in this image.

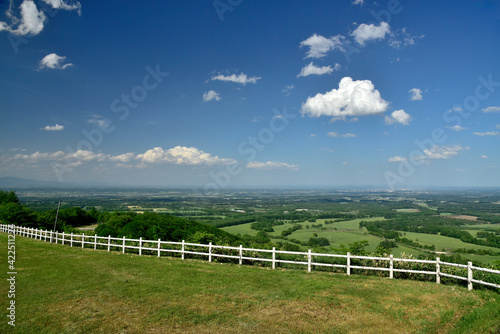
[0,0,499,189]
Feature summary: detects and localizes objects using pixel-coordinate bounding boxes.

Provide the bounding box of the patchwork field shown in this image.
[223,217,428,257]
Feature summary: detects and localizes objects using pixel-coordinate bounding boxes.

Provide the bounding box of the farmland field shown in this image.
[5,187,500,267]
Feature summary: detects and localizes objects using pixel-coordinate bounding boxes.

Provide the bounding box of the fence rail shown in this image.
[2,224,499,291]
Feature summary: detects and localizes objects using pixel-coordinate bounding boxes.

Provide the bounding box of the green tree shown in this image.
[348,241,369,255]
[0,190,19,205]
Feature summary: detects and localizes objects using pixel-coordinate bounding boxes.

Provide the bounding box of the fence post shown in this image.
[209,242,212,262]
[347,252,351,276]
[181,240,185,260]
[239,245,243,265]
[308,249,312,273]
[158,238,161,257]
[107,235,111,252]
[50,231,53,244]
[272,247,276,270]
[82,234,85,248]
[389,254,394,279]
[55,231,58,244]
[139,237,143,256]
[436,257,440,284]
[468,262,473,291]
[70,233,73,247]
[123,236,126,254]
[62,232,65,245]
[94,234,97,250]
[44,230,47,242]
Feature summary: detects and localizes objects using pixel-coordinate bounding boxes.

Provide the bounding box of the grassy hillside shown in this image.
[1,233,499,333]
[223,217,428,257]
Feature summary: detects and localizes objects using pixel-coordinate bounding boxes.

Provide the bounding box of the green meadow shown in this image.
[1,233,499,333]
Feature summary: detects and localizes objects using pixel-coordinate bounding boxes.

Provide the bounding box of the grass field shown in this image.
[1,233,500,333]
[223,217,429,257]
[222,218,500,263]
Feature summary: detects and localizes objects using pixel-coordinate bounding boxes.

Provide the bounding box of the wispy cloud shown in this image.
[388,156,407,162]
[482,106,500,113]
[246,161,298,170]
[327,132,356,138]
[446,125,466,131]
[42,124,64,131]
[282,84,294,96]
[473,131,499,137]
[211,72,261,85]
[389,28,425,49]
[417,145,468,162]
[389,145,468,164]
[297,62,339,78]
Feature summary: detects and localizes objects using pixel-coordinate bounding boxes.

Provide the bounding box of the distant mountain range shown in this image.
[0,177,81,189]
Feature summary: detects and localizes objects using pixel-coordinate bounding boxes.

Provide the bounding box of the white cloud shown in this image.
[418,145,468,161]
[13,150,107,163]
[109,153,135,163]
[300,33,345,58]
[327,132,356,138]
[0,0,46,36]
[203,90,221,102]
[473,131,500,137]
[389,28,425,49]
[482,106,500,113]
[497,124,500,129]
[351,21,390,46]
[87,115,112,128]
[282,84,294,96]
[115,163,147,169]
[446,125,466,131]
[297,62,335,77]
[352,0,364,5]
[301,77,389,119]
[481,155,488,159]
[42,124,64,131]
[246,161,298,170]
[0,0,80,36]
[409,88,423,101]
[389,145,468,165]
[389,156,407,162]
[39,53,73,70]
[211,72,261,85]
[41,0,81,15]
[385,109,412,126]
[136,146,236,165]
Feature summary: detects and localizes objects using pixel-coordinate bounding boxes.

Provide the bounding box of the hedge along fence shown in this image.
[2,224,499,291]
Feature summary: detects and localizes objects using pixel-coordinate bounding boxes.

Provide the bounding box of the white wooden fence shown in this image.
[2,224,499,291]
